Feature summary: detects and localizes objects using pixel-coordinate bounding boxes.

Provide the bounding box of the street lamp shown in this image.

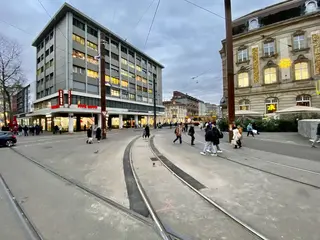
[224,0,235,142]
[100,33,107,139]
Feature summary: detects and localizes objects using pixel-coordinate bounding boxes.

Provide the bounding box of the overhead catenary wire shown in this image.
[144,0,161,49]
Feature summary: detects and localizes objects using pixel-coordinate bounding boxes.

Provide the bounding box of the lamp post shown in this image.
[224,0,235,142]
[153,76,157,129]
[100,32,107,139]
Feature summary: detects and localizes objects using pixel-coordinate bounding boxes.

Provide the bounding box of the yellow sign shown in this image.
[312,34,320,75]
[316,79,320,95]
[279,58,292,68]
[267,104,276,111]
[252,47,260,83]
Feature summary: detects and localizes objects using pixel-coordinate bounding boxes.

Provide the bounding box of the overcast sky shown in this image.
[0,0,283,104]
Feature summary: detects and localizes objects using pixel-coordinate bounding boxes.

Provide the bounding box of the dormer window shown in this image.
[248,18,259,30]
[305,0,318,13]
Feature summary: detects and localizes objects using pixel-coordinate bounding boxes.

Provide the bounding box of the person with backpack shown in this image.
[188,124,195,145]
[212,122,223,153]
[200,125,217,156]
[173,123,182,144]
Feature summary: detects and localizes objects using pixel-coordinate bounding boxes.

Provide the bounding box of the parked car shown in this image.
[0,131,17,147]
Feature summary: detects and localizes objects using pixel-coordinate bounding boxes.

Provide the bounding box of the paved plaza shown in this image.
[0,129,319,240]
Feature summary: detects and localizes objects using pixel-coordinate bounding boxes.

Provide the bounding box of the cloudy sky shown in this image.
[0,0,283,104]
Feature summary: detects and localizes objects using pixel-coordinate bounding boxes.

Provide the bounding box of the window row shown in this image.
[237,34,308,62]
[37,31,54,52]
[72,34,98,51]
[72,66,99,79]
[237,62,310,87]
[73,18,98,37]
[239,95,312,114]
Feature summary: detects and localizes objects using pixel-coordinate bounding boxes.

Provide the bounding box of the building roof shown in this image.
[233,0,302,25]
[32,3,164,68]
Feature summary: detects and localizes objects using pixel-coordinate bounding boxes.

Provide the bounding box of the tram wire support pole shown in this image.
[100,32,107,139]
[153,76,157,129]
[224,0,235,143]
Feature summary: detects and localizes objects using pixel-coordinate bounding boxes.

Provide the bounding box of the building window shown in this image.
[305,0,318,13]
[72,49,85,60]
[73,65,85,74]
[129,94,135,100]
[121,69,129,77]
[50,59,54,67]
[136,65,142,72]
[87,69,98,78]
[294,62,309,80]
[137,85,142,91]
[128,62,135,69]
[87,41,97,51]
[111,40,118,48]
[265,97,278,114]
[111,77,120,85]
[142,78,147,84]
[111,89,120,97]
[72,34,85,45]
[136,76,142,82]
[122,90,128,99]
[264,67,277,84]
[105,75,110,82]
[148,89,153,94]
[87,26,98,37]
[121,80,128,88]
[296,94,311,106]
[143,87,147,93]
[238,72,249,87]
[121,46,127,54]
[73,81,86,91]
[142,97,148,102]
[238,49,248,62]
[73,18,85,31]
[111,53,119,61]
[148,98,153,103]
[239,99,250,110]
[87,55,98,65]
[293,35,305,50]
[87,84,98,93]
[121,58,127,65]
[45,62,50,70]
[137,95,142,101]
[263,41,275,56]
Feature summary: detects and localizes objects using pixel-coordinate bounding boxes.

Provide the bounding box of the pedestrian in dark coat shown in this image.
[96,127,101,142]
[145,125,150,138]
[188,124,195,145]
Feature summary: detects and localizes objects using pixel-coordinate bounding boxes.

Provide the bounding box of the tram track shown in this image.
[142,136,269,240]
[0,173,44,240]
[191,132,320,189]
[9,146,154,228]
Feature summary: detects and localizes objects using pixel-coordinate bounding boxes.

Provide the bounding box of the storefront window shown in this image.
[53,117,76,131]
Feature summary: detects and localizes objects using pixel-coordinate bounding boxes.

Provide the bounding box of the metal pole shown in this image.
[153,76,157,129]
[100,32,107,139]
[224,0,235,143]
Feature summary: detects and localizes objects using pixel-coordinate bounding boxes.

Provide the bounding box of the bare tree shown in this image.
[0,34,25,126]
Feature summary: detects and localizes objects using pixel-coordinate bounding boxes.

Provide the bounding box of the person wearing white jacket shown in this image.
[232,126,242,149]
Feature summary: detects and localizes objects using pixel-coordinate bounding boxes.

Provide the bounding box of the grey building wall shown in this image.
[55,14,68,91]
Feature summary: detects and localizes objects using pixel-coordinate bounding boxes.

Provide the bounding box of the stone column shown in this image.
[97,113,102,128]
[119,114,123,129]
[68,113,74,133]
[134,115,138,127]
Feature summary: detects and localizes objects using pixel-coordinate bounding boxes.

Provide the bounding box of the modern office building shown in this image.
[29,3,164,131]
[220,0,320,116]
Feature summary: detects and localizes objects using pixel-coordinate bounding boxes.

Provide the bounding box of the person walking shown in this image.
[96,126,101,143]
[86,126,93,144]
[23,125,28,136]
[212,122,223,153]
[200,125,216,156]
[311,122,320,148]
[232,126,242,148]
[173,123,182,144]
[247,123,254,137]
[188,124,195,145]
[145,125,150,138]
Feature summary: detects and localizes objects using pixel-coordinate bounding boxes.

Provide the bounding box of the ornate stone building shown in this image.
[220,0,320,116]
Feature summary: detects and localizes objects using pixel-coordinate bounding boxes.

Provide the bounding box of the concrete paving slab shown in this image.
[154,131,320,240]
[13,132,138,208]
[0,176,33,240]
[0,149,161,240]
[132,137,259,240]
